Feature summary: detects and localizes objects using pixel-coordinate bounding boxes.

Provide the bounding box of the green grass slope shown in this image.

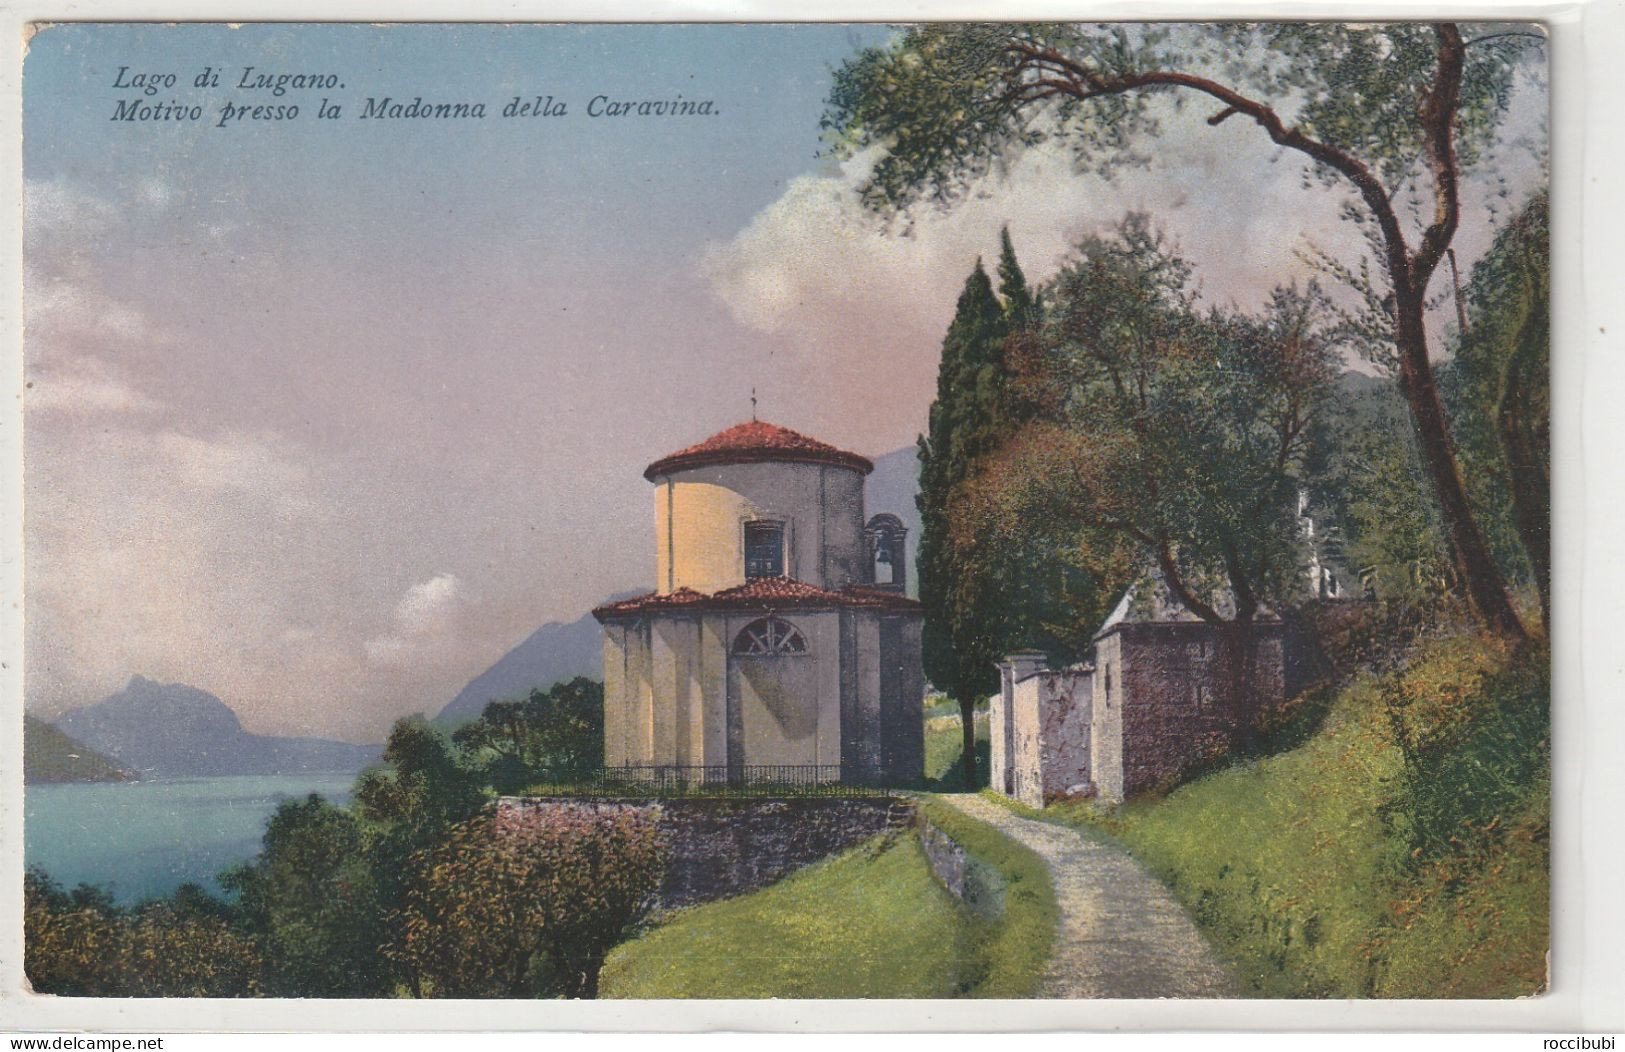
[923,698,989,791]
[600,830,982,998]
[1024,630,1549,998]
[24,715,134,783]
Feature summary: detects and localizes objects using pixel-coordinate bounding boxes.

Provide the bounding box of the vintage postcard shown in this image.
[14,18,1554,1010]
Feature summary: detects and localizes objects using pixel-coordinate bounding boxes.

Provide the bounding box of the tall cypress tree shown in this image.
[996,225,1036,331]
[917,260,1008,786]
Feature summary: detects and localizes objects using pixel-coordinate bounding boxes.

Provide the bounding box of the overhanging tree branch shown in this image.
[1004,38,1417,304]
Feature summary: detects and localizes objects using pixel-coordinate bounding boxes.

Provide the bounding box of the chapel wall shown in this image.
[878,615,926,785]
[725,609,842,773]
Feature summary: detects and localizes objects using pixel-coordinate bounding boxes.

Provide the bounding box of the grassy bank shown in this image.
[600,794,1058,999]
[915,795,1057,997]
[1005,630,1549,998]
[599,829,982,998]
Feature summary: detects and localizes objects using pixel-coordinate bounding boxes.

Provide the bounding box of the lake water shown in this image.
[24,773,358,905]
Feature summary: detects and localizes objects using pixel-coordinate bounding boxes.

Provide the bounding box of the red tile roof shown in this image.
[593,576,920,620]
[643,420,873,480]
[592,587,709,617]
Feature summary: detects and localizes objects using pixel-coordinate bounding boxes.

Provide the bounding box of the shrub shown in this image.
[390,804,666,998]
[25,869,264,997]
[1382,636,1549,866]
[116,903,266,997]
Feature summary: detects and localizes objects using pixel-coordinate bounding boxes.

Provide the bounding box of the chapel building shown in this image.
[593,420,925,786]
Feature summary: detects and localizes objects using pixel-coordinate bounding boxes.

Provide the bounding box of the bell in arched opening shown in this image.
[864,513,908,592]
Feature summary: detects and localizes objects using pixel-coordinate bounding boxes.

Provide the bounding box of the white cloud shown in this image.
[23,179,121,242]
[153,428,312,505]
[24,179,175,396]
[25,354,163,416]
[698,106,1363,440]
[24,261,170,348]
[365,573,466,666]
[394,573,464,633]
[700,116,1330,346]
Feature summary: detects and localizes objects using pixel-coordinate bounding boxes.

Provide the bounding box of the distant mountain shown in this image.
[23,714,135,784]
[54,676,380,778]
[867,445,921,597]
[433,597,639,728]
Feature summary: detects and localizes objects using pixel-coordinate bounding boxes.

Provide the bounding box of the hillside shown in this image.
[23,715,135,784]
[601,832,976,998]
[54,676,380,778]
[1020,628,1549,998]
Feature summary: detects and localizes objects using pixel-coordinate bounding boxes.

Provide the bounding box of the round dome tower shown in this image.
[643,420,872,595]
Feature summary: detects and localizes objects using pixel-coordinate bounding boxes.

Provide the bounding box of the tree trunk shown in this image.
[958,695,979,787]
[580,960,602,999]
[1217,616,1260,753]
[1392,289,1528,642]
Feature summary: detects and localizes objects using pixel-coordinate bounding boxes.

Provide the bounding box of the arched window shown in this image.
[733,617,809,656]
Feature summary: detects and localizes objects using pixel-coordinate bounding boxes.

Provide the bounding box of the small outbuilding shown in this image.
[989,578,1302,804]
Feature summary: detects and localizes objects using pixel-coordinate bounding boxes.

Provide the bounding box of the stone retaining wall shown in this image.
[496,795,915,907]
[917,816,970,899]
[916,812,1002,919]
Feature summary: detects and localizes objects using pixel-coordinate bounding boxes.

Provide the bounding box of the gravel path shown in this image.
[939,794,1239,999]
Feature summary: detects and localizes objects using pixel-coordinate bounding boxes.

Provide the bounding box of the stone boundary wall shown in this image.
[496,795,915,908]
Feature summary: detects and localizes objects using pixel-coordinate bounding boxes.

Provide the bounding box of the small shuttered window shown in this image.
[743,521,785,580]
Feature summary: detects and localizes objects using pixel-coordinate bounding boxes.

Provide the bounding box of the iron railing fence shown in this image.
[575,763,888,798]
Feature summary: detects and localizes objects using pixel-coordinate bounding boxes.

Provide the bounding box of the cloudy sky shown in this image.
[23,23,1547,742]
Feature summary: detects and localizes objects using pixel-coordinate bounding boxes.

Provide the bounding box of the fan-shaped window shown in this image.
[733,617,808,656]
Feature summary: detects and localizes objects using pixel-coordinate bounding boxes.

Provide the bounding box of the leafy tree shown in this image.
[117,903,266,997]
[221,793,389,996]
[353,716,488,982]
[824,21,1545,641]
[996,225,1038,331]
[963,216,1339,720]
[966,229,1121,662]
[453,677,605,792]
[23,869,112,996]
[917,260,1010,786]
[1444,191,1549,626]
[391,806,666,998]
[1306,372,1453,609]
[355,716,488,847]
[164,882,238,924]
